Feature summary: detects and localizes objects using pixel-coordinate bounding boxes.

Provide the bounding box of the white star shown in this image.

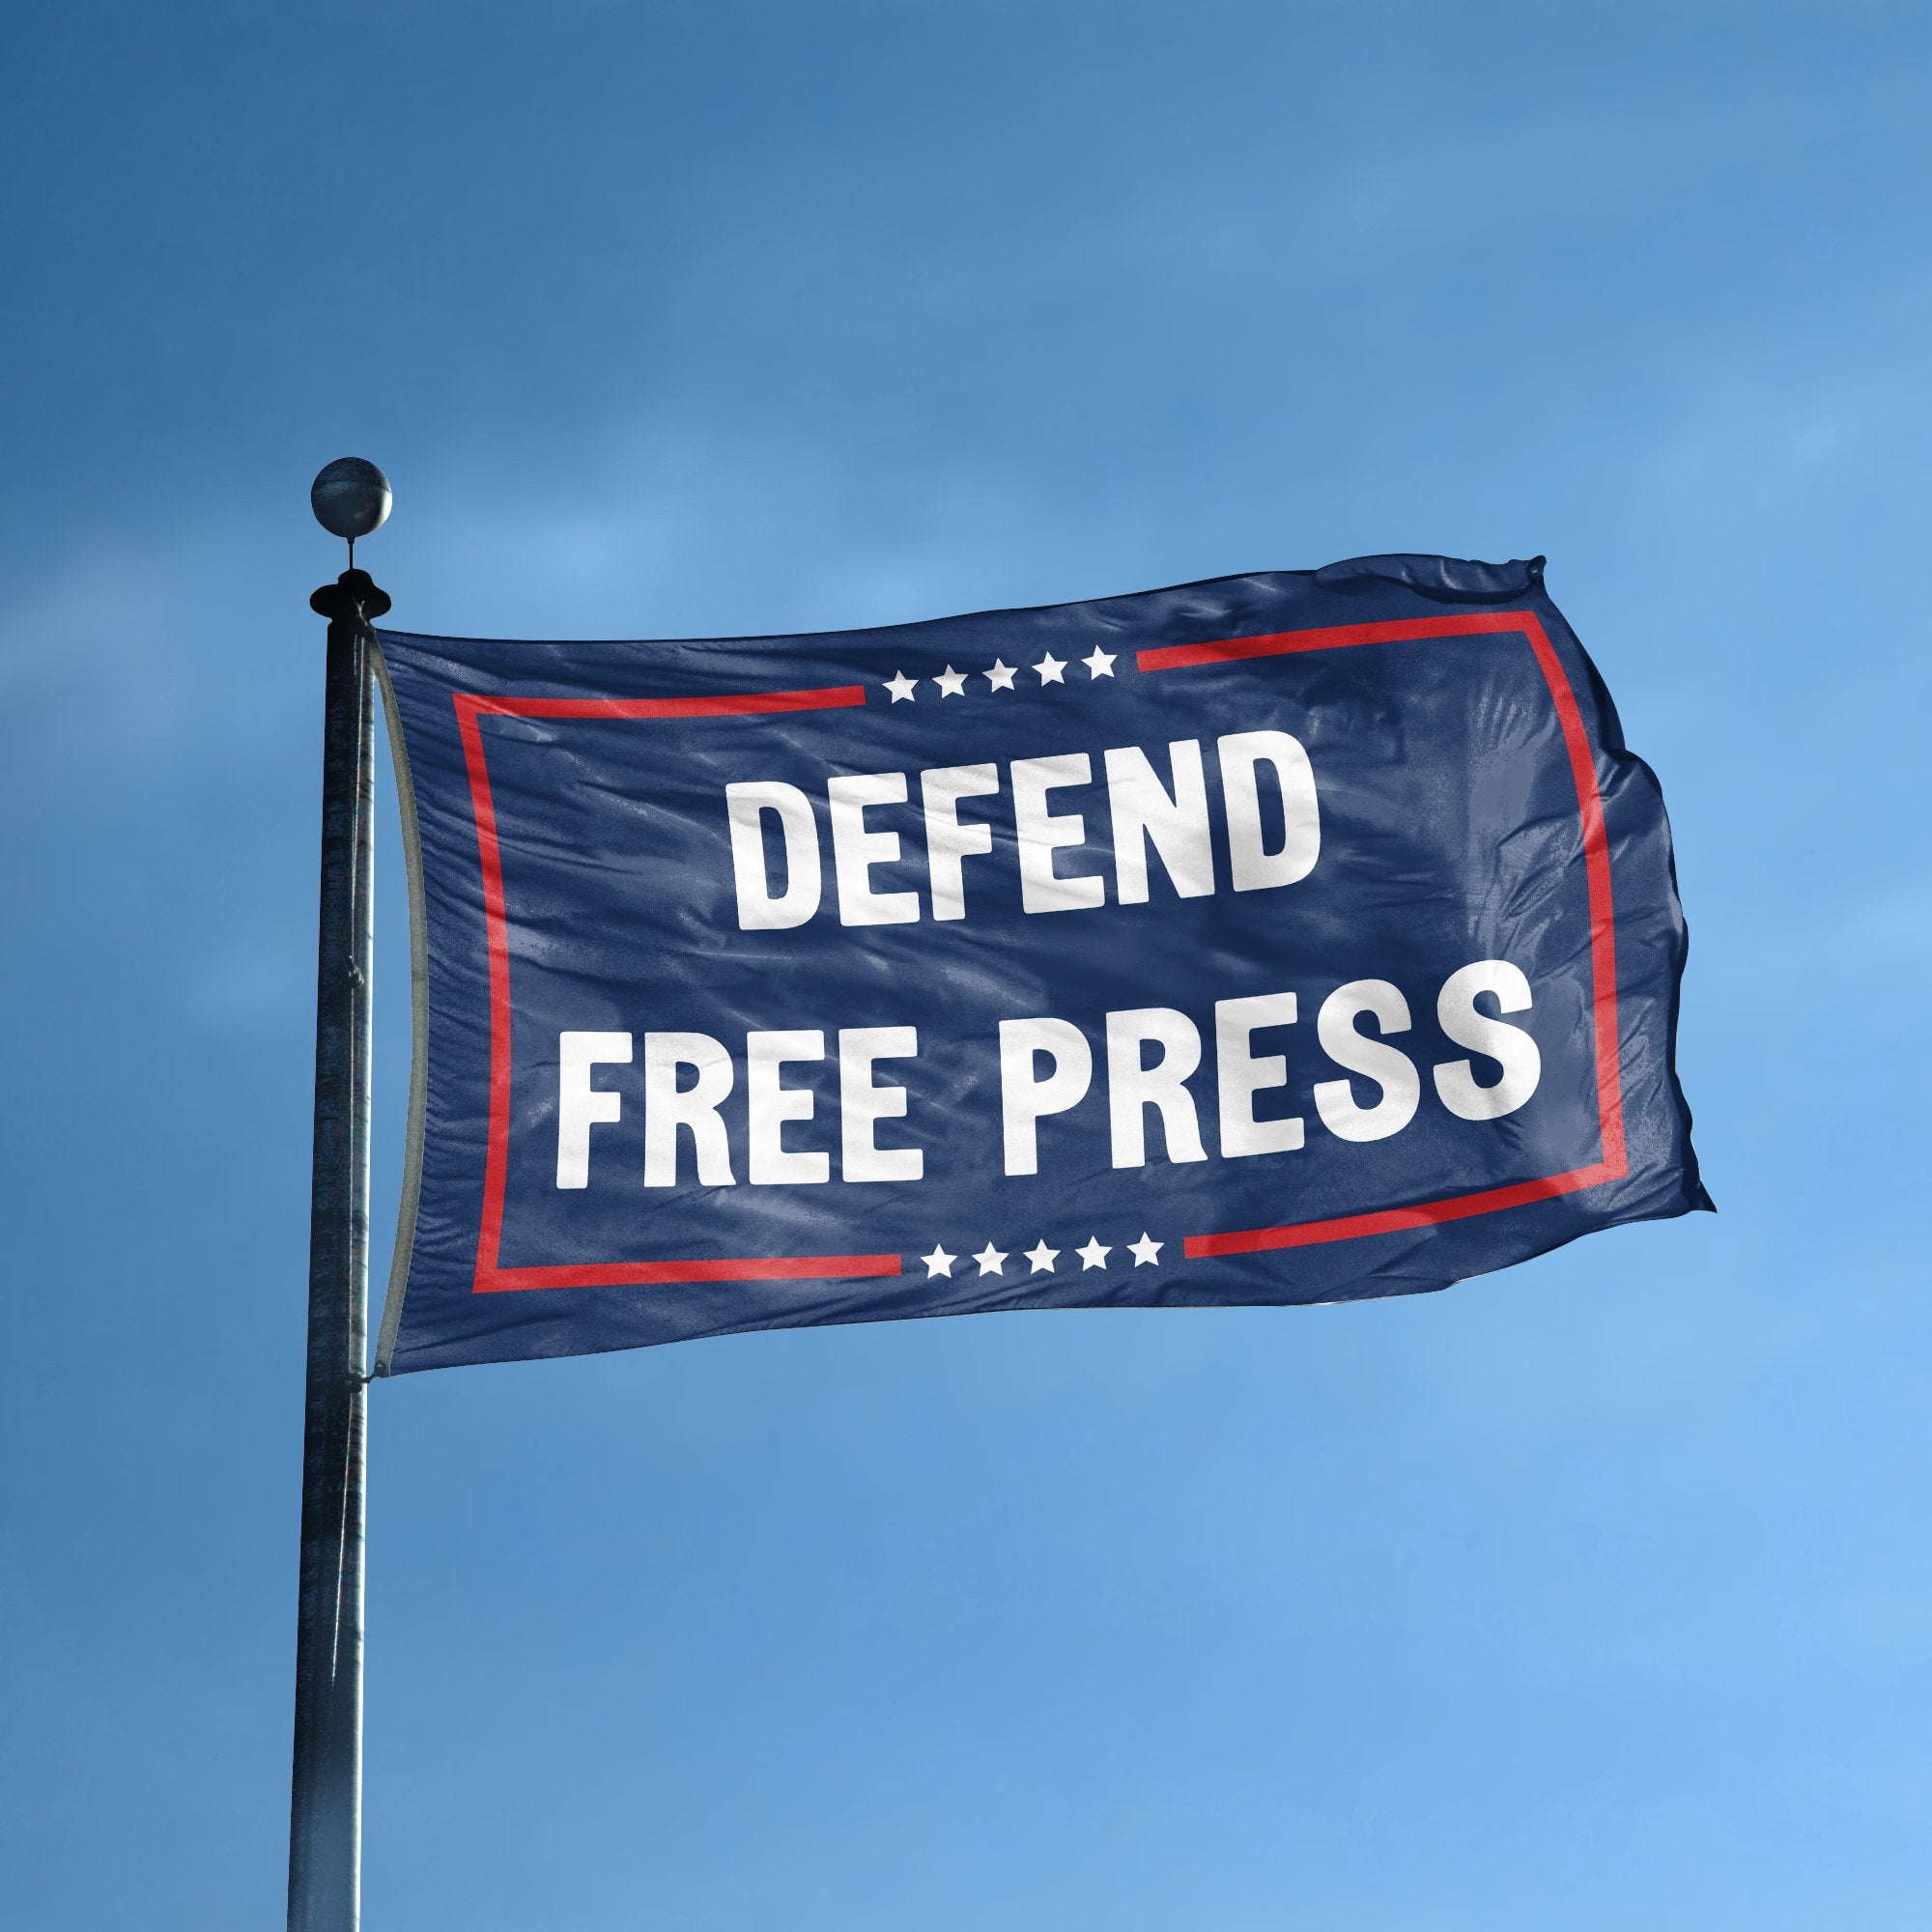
[982,659,1017,692]
[932,665,968,697]
[973,1241,1009,1276]
[1033,653,1066,685]
[1023,1239,1060,1274]
[1128,1233,1164,1267]
[1082,646,1117,679]
[922,1245,956,1278]
[884,669,918,703]
[1075,1236,1112,1270]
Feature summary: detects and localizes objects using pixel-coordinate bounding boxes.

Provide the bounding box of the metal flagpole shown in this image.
[290,460,392,1932]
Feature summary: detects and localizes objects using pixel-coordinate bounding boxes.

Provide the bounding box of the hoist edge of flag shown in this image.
[371,640,431,1380]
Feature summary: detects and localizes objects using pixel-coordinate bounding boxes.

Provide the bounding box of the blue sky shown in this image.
[3,3,1930,1926]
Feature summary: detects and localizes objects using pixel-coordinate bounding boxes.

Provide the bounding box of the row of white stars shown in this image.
[919,1233,1163,1278]
[883,648,1117,702]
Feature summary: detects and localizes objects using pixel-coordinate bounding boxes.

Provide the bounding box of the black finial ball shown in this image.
[310,457,392,541]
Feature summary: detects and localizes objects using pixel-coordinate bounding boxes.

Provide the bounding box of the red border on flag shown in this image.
[1136,611,1629,1257]
[452,610,1628,1293]
[453,685,902,1293]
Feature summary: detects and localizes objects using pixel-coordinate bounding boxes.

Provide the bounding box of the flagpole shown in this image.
[290,461,391,1932]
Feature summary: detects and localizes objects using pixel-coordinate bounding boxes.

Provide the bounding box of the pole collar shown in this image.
[311,568,392,625]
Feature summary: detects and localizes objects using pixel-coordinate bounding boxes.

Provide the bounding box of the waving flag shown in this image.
[371,554,1706,1374]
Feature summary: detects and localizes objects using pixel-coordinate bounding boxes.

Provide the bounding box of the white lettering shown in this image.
[998,1017,1094,1175]
[1434,960,1541,1120]
[555,1030,632,1187]
[1011,753,1106,914]
[1106,1007,1207,1168]
[920,764,1000,922]
[1104,741,1215,904]
[726,781,821,930]
[1313,980,1419,1142]
[1214,992,1303,1156]
[838,1026,923,1181]
[747,1029,829,1184]
[1218,730,1321,892]
[828,772,920,926]
[643,1033,737,1186]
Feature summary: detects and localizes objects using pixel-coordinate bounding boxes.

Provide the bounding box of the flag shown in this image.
[371,554,1707,1375]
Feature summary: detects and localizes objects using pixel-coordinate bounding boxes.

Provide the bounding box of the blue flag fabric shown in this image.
[372,554,1707,1376]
